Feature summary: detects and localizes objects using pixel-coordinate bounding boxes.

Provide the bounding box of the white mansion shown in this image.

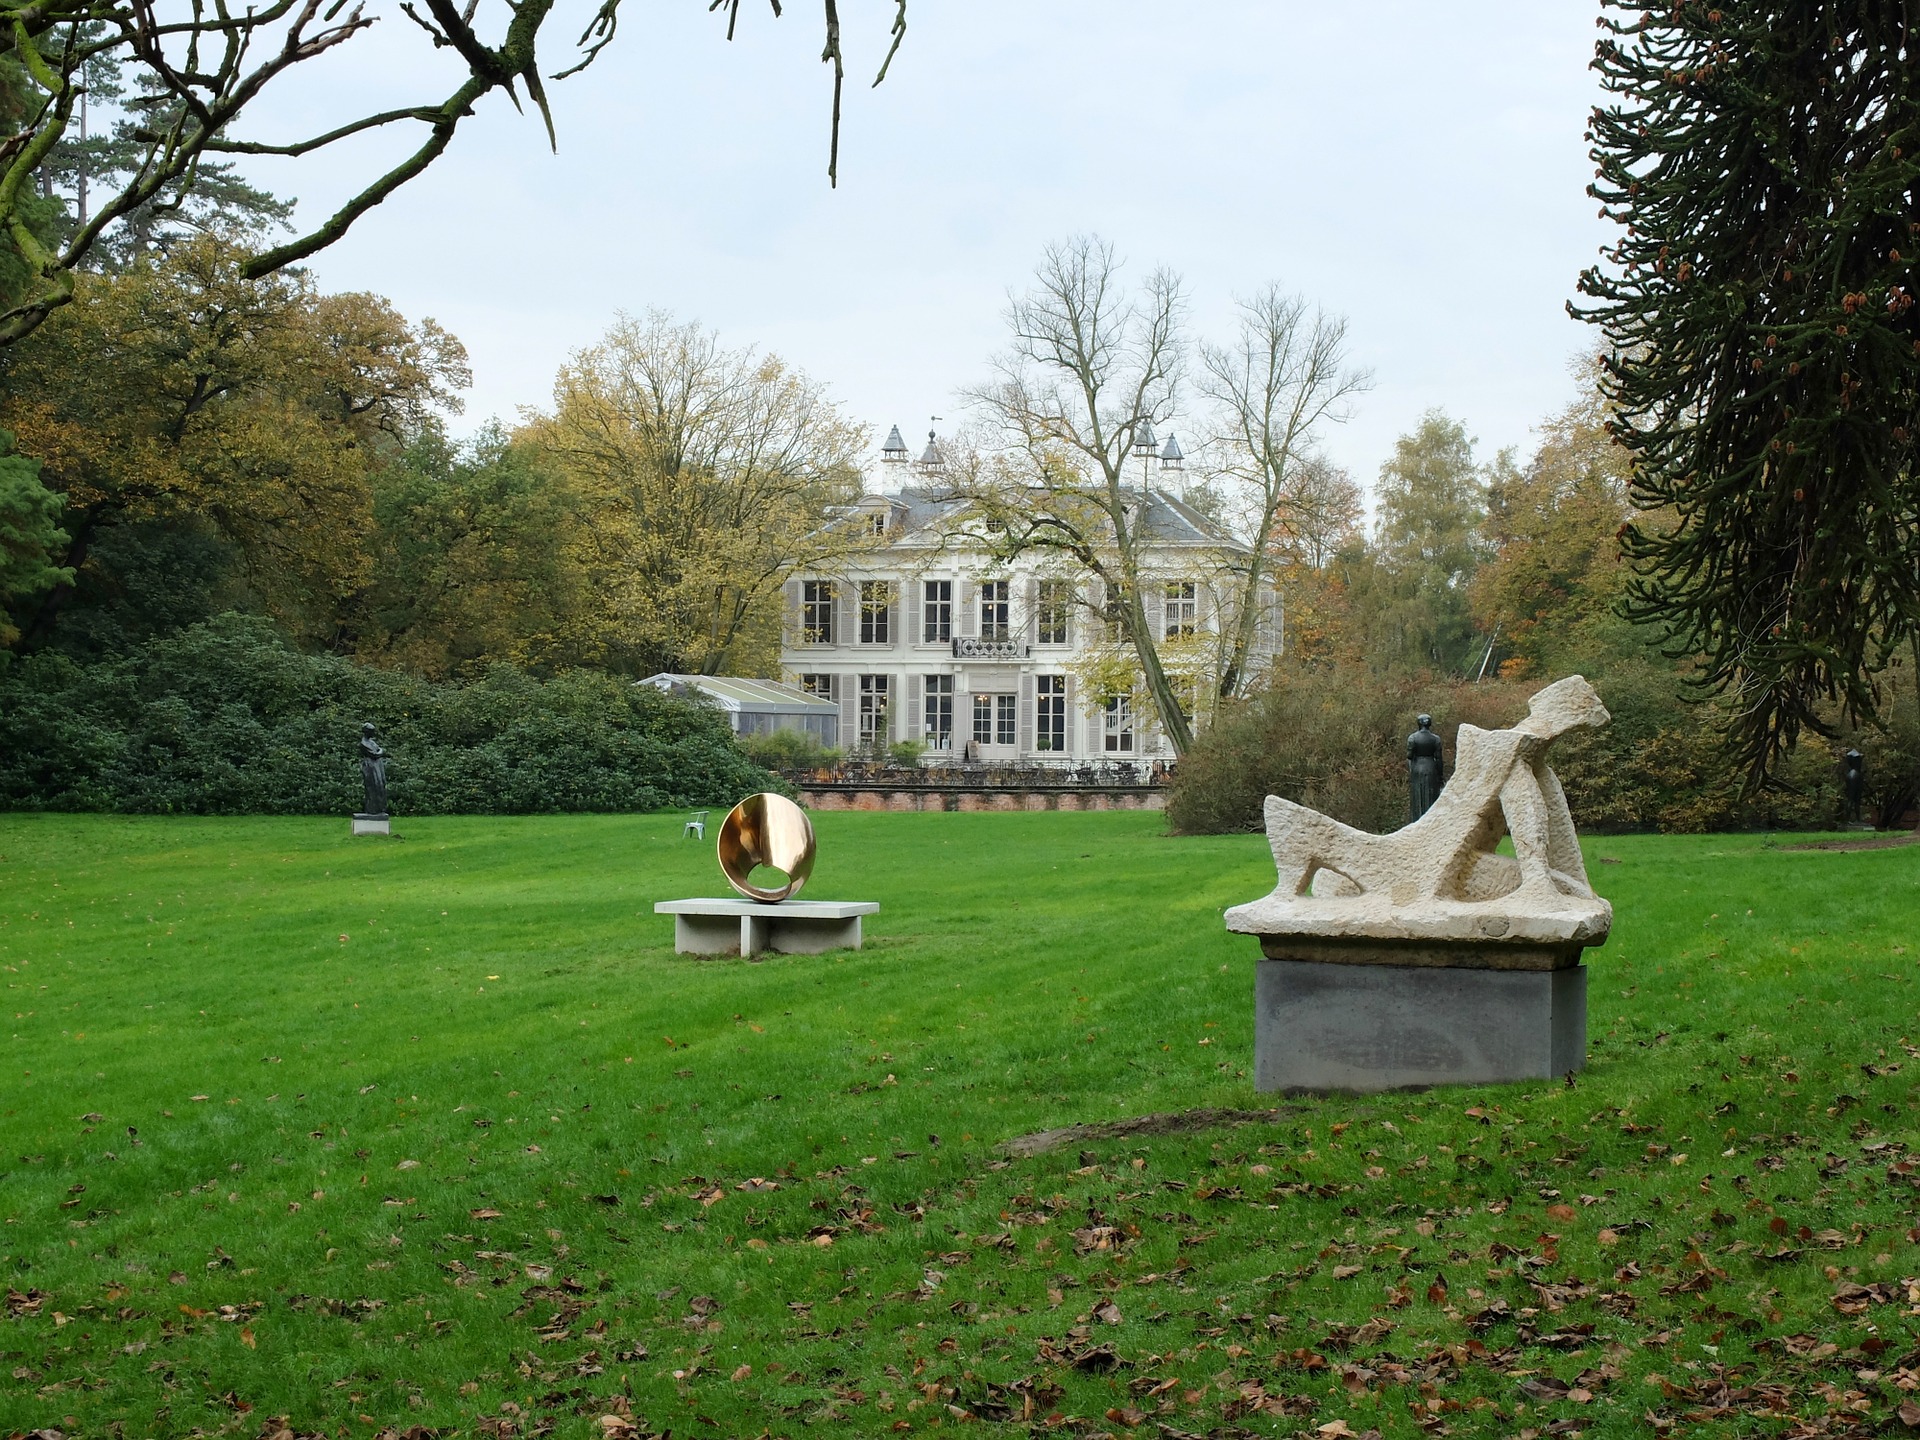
[778,427,1282,767]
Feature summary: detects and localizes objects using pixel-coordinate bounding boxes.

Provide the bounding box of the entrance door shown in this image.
[971,692,1018,760]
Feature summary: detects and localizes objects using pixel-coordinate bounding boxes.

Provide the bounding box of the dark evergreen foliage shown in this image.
[1576,0,1920,783]
[0,613,782,814]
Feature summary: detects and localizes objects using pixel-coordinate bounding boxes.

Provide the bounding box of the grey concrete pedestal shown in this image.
[352,813,390,836]
[1252,941,1587,1093]
[654,898,879,957]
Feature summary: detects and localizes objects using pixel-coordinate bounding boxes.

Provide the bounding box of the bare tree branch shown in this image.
[0,0,905,341]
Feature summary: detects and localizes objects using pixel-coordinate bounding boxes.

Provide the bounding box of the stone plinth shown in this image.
[352,813,390,836]
[1252,939,1586,1093]
[654,898,878,958]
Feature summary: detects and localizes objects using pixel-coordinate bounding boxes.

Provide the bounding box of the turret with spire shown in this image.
[915,418,944,475]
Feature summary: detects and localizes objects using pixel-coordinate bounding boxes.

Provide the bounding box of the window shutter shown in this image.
[959,579,978,637]
[905,582,921,648]
[1022,576,1038,646]
[838,684,857,751]
[907,674,923,741]
[1142,583,1163,642]
[887,584,900,650]
[1018,673,1035,753]
[1063,675,1077,758]
[1088,577,1107,642]
[835,582,854,647]
[783,579,802,645]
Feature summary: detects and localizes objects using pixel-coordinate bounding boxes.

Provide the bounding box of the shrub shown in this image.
[1167,664,1530,836]
[738,727,841,772]
[0,614,783,815]
[1166,659,1884,836]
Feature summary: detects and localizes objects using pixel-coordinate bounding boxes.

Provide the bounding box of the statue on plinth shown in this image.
[358,723,389,817]
[1225,677,1612,1093]
[1407,713,1443,821]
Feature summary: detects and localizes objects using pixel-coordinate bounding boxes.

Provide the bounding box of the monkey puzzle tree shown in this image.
[1576,0,1920,784]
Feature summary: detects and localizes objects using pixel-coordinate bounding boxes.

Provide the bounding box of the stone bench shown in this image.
[654,899,879,958]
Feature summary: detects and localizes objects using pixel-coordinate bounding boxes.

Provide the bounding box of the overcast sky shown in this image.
[234,2,1611,498]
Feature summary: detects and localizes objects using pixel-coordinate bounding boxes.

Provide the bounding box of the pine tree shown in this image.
[1576,0,1920,783]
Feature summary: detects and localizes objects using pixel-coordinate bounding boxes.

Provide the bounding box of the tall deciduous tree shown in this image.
[963,236,1201,752]
[1577,0,1920,783]
[359,425,583,679]
[0,238,468,652]
[1470,382,1633,679]
[1347,410,1488,676]
[521,310,867,678]
[1196,285,1372,696]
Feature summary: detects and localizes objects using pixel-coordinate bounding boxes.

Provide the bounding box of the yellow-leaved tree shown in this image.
[520,311,868,676]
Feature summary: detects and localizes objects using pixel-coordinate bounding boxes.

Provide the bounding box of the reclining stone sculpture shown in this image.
[1226,675,1613,949]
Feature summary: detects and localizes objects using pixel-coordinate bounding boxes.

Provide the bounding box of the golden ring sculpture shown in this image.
[717,793,816,903]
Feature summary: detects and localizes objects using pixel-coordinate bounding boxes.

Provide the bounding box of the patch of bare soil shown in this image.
[996,1105,1305,1159]
[1779,832,1920,853]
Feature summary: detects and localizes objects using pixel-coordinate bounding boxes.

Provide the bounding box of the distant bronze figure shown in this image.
[358,723,389,816]
[1407,713,1443,822]
[1844,748,1865,825]
[717,793,816,902]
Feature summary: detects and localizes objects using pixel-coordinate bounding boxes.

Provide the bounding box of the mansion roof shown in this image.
[850,484,1245,553]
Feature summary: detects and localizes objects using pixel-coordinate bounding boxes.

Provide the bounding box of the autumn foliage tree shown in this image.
[519,311,867,678]
[1470,383,1633,680]
[0,238,468,653]
[1577,0,1920,783]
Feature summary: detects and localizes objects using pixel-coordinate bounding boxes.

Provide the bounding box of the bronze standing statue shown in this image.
[1844,748,1865,826]
[1407,713,1443,822]
[358,723,389,817]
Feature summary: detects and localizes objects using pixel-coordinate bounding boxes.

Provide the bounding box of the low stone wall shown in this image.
[800,784,1165,813]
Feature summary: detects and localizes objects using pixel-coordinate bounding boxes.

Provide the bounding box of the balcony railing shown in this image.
[951,635,1029,660]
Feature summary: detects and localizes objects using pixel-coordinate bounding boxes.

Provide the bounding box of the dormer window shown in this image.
[983,516,1005,534]
[869,512,888,535]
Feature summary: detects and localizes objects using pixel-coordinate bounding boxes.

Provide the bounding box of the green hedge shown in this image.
[0,614,781,815]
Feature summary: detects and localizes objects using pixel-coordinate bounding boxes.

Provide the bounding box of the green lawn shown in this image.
[2,812,1917,1440]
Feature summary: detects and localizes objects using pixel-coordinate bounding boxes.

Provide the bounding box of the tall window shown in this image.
[1163,581,1198,639]
[923,580,952,642]
[973,693,1016,747]
[859,580,893,644]
[802,580,834,645]
[858,675,891,748]
[1036,675,1066,752]
[1103,696,1134,753]
[980,579,1010,642]
[1036,580,1071,645]
[923,675,953,749]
